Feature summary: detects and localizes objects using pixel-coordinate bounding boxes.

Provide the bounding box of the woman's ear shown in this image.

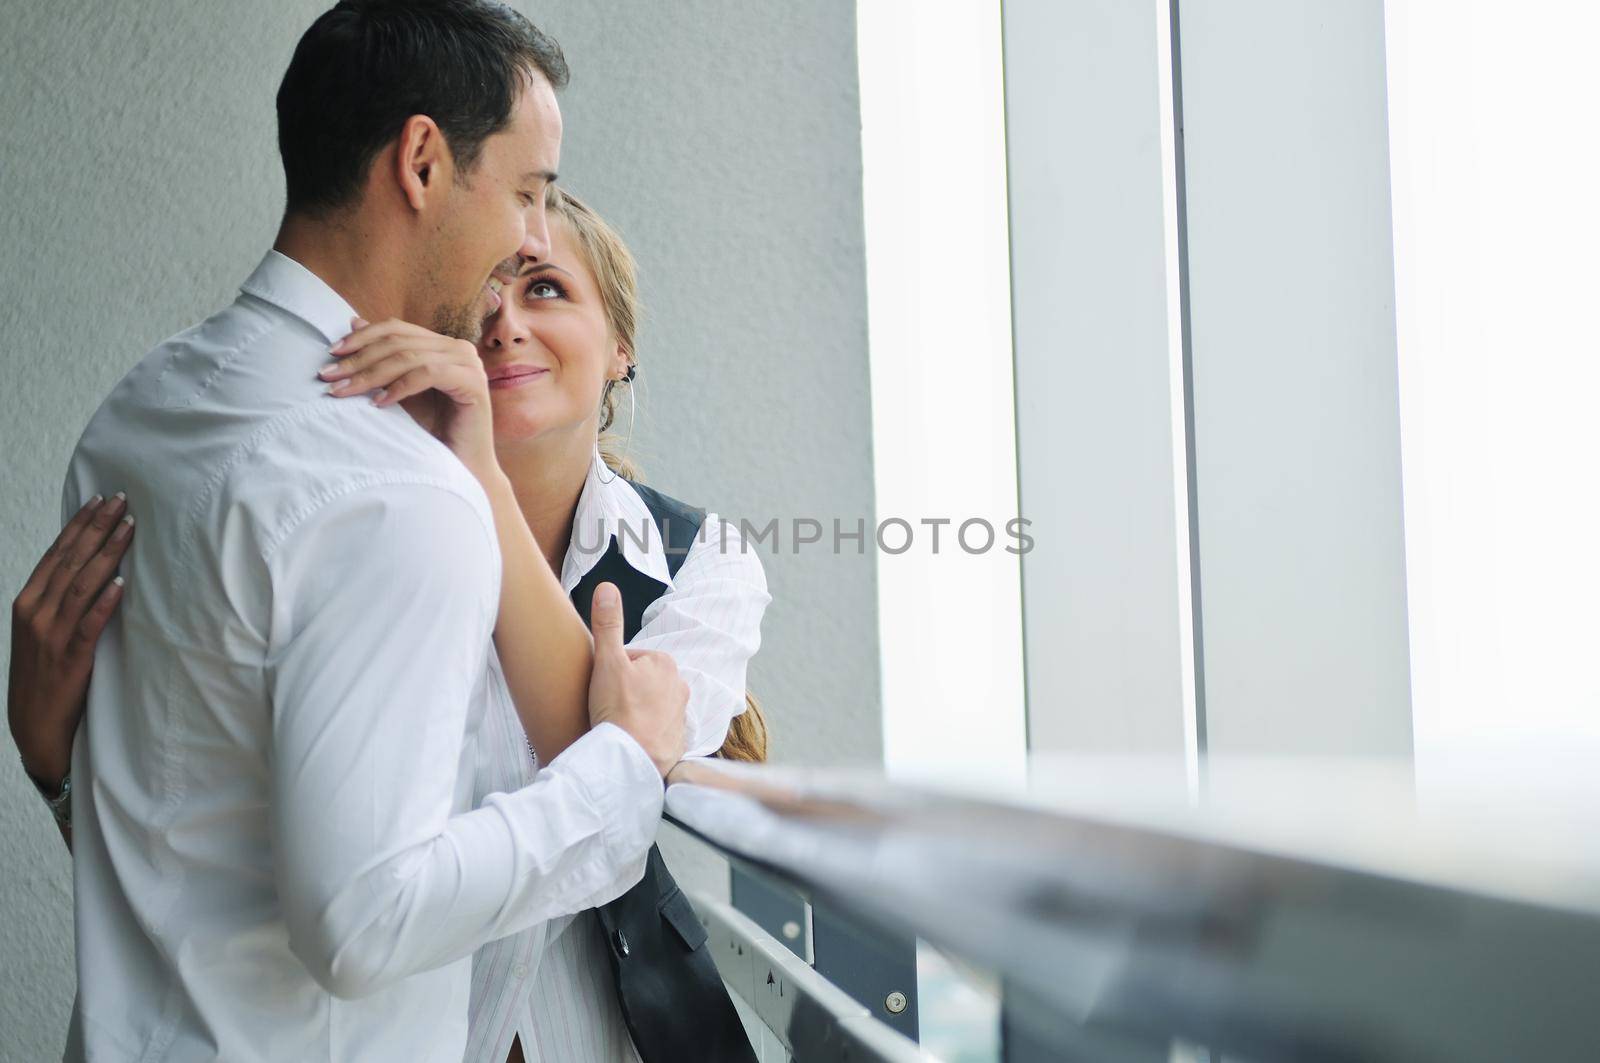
[394,115,450,212]
[612,342,630,381]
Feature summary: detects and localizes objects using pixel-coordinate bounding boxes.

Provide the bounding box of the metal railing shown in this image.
[664,755,1600,1063]
[684,889,934,1062]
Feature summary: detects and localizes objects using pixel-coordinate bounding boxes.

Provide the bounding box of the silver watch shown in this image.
[25,765,73,828]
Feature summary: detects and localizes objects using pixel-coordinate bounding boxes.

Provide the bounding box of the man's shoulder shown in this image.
[233,401,496,555]
[270,403,490,502]
[67,280,492,556]
[63,292,295,506]
[94,330,487,541]
[72,289,310,465]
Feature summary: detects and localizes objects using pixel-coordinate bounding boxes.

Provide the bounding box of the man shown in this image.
[58,2,685,1059]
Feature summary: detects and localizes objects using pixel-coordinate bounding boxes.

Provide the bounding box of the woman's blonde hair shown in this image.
[546,185,769,763]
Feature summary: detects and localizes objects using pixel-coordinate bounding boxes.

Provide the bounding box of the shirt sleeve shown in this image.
[264,480,663,1000]
[630,514,772,759]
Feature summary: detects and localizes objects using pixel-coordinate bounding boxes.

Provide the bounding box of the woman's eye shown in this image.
[526,280,561,300]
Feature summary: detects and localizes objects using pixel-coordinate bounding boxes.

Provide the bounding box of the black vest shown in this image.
[568,478,758,1063]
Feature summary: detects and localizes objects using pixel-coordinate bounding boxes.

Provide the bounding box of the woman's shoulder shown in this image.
[622,477,705,530]
[616,475,766,585]
[685,511,769,592]
[620,477,704,579]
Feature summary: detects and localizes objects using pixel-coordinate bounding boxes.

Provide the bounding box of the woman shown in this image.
[9,187,768,1063]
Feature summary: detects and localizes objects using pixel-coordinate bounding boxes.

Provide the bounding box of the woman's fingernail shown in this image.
[371,389,387,406]
[113,515,134,540]
[327,379,352,395]
[113,576,125,588]
[351,316,369,329]
[89,494,104,508]
[317,364,340,379]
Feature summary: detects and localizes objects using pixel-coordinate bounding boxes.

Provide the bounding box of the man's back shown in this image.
[64,251,501,1060]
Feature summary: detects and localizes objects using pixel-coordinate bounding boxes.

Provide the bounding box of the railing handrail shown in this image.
[664,759,1600,1063]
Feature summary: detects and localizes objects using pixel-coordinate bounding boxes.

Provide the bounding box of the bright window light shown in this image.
[1386,0,1600,761]
[856,0,1027,780]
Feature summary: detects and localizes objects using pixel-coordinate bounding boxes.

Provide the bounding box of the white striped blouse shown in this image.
[464,448,771,1063]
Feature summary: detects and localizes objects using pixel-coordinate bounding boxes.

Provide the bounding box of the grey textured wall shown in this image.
[0,2,876,1057]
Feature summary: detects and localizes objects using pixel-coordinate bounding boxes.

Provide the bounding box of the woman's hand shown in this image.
[8,494,133,787]
[322,316,499,482]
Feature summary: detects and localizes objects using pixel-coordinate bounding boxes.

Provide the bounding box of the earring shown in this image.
[596,370,637,485]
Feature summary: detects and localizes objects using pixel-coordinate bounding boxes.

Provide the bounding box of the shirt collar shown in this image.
[561,449,675,592]
[239,250,359,347]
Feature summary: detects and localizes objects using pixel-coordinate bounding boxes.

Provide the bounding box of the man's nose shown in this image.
[520,205,551,262]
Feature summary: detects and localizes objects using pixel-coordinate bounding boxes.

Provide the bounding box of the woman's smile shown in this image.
[487,364,551,389]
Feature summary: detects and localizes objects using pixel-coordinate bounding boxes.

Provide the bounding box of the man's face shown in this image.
[425,72,563,342]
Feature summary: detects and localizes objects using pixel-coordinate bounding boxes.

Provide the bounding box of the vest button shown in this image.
[612,928,631,958]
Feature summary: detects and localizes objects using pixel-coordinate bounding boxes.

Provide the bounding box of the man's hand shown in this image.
[586,582,687,777]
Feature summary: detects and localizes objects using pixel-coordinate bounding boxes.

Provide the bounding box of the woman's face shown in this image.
[477,217,626,446]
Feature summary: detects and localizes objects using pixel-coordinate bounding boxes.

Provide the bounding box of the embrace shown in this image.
[6,2,770,1060]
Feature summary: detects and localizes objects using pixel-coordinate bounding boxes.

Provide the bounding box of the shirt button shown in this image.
[511,963,530,980]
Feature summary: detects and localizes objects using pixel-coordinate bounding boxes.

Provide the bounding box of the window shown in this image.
[1386,0,1600,767]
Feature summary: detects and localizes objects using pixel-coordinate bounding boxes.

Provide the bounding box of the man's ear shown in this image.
[394,114,451,212]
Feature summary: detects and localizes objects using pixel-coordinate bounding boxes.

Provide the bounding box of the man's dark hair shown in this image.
[276,0,568,216]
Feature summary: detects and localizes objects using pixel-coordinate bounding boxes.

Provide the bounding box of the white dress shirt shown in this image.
[465,452,771,1063]
[60,251,665,1062]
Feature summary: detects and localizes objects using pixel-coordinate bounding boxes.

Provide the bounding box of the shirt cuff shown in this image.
[553,722,664,860]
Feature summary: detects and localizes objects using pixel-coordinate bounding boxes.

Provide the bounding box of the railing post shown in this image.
[810,900,919,1044]
[730,866,920,1045]
[730,865,810,961]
